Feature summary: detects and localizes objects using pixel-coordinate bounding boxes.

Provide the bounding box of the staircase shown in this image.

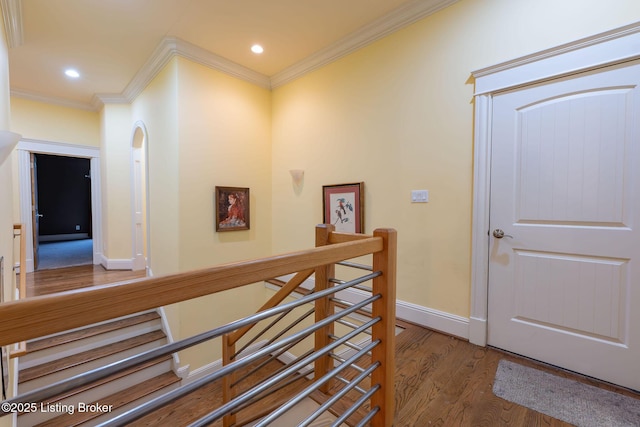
[16,310,181,426]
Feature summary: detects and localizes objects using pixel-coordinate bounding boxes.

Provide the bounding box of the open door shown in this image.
[30,153,39,270]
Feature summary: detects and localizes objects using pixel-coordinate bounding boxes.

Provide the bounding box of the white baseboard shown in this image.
[469,316,487,346]
[182,340,269,385]
[99,254,134,270]
[180,275,475,383]
[270,274,470,340]
[396,300,469,340]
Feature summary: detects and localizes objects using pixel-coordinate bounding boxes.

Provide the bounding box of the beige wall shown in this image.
[132,59,181,276]
[131,58,273,369]
[0,17,9,131]
[271,0,640,318]
[4,0,640,375]
[100,103,134,260]
[11,97,99,146]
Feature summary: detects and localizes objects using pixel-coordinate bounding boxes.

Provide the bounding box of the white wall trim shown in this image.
[472,21,640,95]
[12,0,460,111]
[95,36,272,108]
[98,255,133,271]
[18,138,101,158]
[468,93,491,347]
[17,139,103,273]
[156,306,182,378]
[270,0,460,88]
[0,0,23,48]
[181,340,269,385]
[270,274,469,340]
[469,22,640,346]
[10,88,97,112]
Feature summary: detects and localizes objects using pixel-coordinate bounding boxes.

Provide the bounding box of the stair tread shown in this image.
[35,371,181,427]
[19,330,167,384]
[26,311,161,353]
[18,355,174,412]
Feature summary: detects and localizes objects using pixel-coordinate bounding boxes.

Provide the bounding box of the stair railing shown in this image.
[0,225,396,426]
[221,224,396,426]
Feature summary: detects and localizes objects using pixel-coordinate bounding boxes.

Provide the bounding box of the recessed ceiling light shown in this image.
[65,69,80,78]
[251,44,264,54]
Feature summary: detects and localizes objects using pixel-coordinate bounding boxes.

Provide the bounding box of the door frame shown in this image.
[17,139,103,273]
[469,22,640,346]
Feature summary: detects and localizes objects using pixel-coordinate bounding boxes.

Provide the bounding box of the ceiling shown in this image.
[3,0,456,111]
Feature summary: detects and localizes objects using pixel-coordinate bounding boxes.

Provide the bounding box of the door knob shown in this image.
[492,229,513,239]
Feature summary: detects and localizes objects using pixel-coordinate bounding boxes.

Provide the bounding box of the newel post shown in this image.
[314,224,336,393]
[371,228,397,427]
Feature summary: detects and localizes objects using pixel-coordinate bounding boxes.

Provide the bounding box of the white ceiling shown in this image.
[3,0,457,110]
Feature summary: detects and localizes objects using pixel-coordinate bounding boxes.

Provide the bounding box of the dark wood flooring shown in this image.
[24,265,640,426]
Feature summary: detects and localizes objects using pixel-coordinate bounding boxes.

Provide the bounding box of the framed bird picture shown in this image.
[322,182,364,233]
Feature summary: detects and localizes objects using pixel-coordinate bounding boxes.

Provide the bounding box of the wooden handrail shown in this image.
[10,223,27,358]
[0,235,383,347]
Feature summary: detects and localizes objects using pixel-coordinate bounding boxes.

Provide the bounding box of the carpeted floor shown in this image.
[493,359,640,427]
[37,239,93,270]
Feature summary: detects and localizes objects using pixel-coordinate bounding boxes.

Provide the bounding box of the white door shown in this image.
[488,60,640,391]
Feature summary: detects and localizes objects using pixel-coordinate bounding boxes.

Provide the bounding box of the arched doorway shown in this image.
[131,122,150,272]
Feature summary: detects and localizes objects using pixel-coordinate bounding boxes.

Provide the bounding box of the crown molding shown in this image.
[94,37,271,108]
[12,0,459,110]
[11,88,98,111]
[172,37,271,89]
[271,0,460,88]
[0,0,23,48]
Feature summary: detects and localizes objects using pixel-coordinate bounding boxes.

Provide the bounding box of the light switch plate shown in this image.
[411,190,429,203]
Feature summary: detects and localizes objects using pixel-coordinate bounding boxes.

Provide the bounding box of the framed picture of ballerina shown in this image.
[215,186,250,232]
[322,182,364,233]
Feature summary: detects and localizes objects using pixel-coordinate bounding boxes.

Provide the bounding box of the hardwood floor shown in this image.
[23,266,640,426]
[25,264,146,297]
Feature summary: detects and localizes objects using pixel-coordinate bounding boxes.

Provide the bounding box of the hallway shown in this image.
[21,266,640,426]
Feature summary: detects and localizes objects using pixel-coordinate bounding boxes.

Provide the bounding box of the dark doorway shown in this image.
[34,154,93,270]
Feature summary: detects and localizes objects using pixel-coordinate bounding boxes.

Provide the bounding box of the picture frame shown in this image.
[322,182,364,233]
[215,186,250,232]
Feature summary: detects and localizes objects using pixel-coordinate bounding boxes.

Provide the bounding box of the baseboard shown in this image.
[99,254,133,270]
[396,300,469,340]
[270,274,470,340]
[156,306,182,376]
[182,340,268,385]
[468,316,487,346]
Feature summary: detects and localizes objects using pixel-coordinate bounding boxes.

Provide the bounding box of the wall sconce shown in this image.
[289,169,304,186]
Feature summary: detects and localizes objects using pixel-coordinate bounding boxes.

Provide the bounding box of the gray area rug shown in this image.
[493,359,640,427]
[38,239,93,270]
